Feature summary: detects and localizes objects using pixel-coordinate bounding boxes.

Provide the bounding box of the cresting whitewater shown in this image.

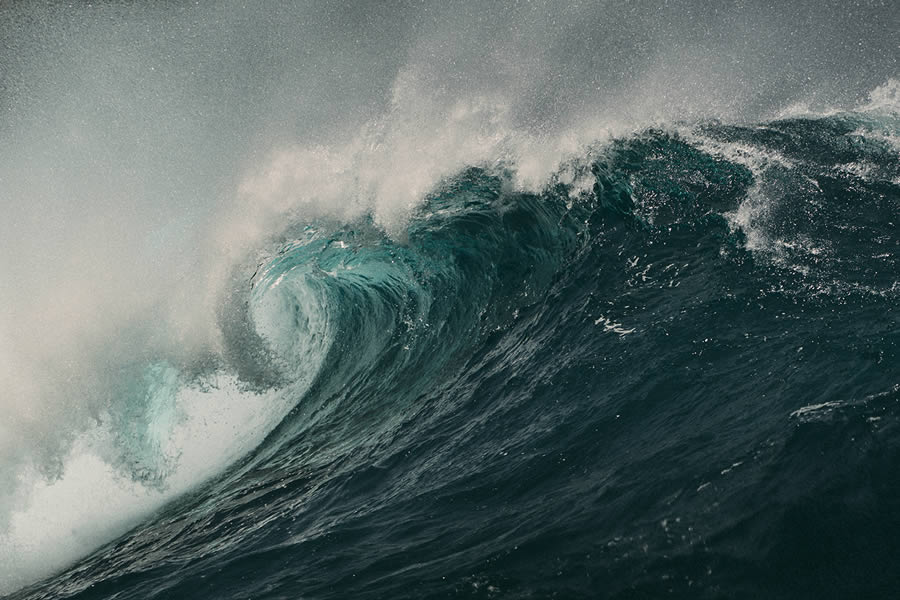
[0,2,898,599]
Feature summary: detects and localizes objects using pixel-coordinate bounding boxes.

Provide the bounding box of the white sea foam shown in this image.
[1,1,896,593]
[0,374,287,593]
[0,261,331,594]
[860,79,900,115]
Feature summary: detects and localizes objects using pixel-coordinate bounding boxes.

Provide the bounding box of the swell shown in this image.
[8,108,900,599]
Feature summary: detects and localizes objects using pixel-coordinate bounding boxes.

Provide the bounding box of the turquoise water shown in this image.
[8,111,899,599]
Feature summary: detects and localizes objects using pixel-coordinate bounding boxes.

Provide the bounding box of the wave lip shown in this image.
[3,78,900,598]
[0,243,338,595]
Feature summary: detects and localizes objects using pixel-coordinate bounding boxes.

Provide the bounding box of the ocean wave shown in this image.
[5,107,899,597]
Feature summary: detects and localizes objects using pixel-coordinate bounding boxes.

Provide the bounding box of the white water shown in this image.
[1,1,895,593]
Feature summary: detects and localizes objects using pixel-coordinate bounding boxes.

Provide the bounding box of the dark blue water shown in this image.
[7,111,900,599]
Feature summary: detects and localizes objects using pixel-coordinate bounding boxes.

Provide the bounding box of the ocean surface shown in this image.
[6,105,899,599]
[1,3,898,599]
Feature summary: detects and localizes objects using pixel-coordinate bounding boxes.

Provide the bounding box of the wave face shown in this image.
[6,106,899,599]
[2,2,900,598]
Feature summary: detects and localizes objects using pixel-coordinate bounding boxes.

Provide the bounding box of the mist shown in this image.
[0,0,896,593]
